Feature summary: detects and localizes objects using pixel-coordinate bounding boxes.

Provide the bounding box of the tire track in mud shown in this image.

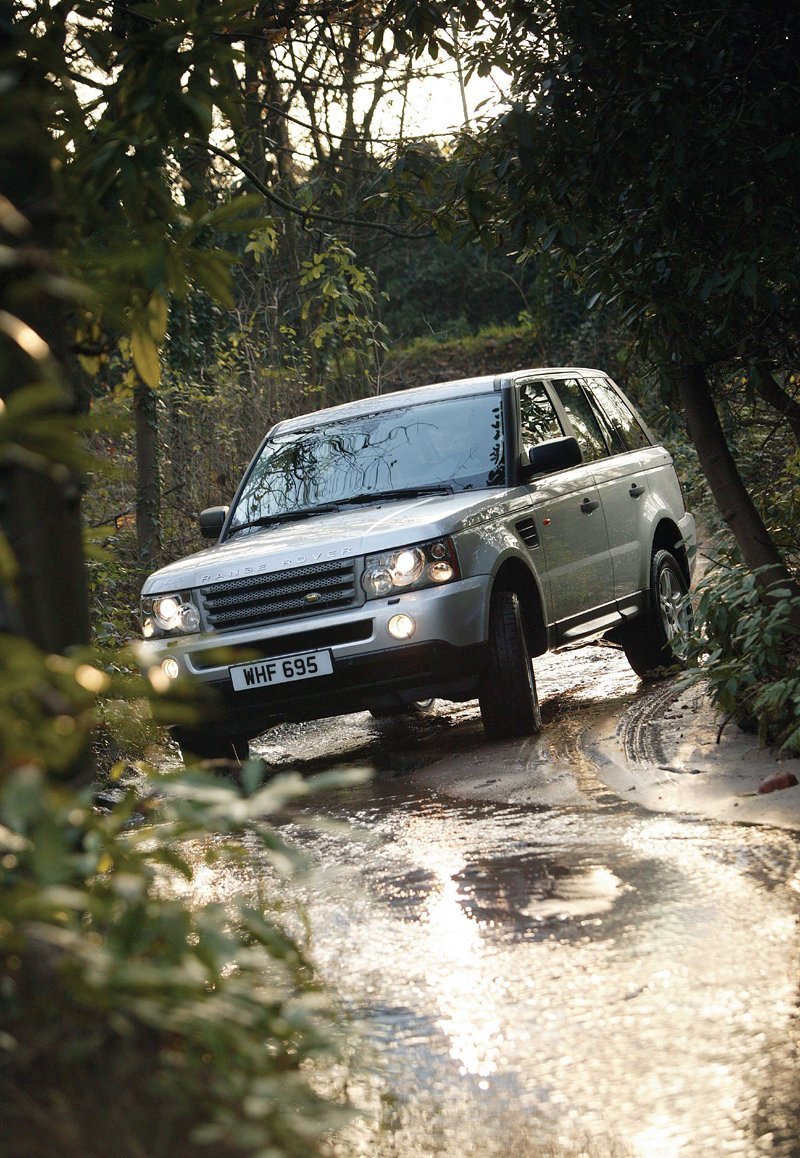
[526,648,690,799]
[613,678,688,768]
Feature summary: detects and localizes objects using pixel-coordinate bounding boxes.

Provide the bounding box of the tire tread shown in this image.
[619,549,690,679]
[479,590,542,739]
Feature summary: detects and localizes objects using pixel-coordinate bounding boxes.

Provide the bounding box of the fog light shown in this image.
[388,613,415,640]
[161,657,181,680]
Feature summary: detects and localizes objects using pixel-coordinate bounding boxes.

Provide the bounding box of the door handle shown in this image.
[580,498,600,514]
[629,483,645,498]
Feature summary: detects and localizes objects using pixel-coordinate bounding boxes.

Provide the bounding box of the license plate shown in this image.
[230,649,333,692]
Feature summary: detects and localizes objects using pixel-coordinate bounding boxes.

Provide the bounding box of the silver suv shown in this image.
[138,369,696,760]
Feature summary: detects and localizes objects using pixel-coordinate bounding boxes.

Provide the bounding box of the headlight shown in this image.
[140,591,201,638]
[362,538,460,600]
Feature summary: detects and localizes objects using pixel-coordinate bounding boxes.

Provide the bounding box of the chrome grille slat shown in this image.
[201,559,357,630]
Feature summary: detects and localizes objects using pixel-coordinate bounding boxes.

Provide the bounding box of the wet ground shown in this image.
[188,643,800,1157]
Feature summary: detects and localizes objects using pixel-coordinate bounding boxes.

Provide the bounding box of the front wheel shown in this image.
[478,589,542,740]
[619,549,691,678]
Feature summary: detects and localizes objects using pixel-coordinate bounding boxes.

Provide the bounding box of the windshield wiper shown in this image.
[335,485,454,507]
[228,503,342,534]
[226,487,453,536]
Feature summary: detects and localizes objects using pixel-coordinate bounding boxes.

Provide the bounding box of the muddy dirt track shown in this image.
[181,642,800,1157]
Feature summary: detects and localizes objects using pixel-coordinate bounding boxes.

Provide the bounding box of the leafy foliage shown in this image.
[41,2,272,387]
[3,9,391,1150]
[387,0,800,368]
[382,0,800,595]
[0,639,363,1155]
[682,567,800,753]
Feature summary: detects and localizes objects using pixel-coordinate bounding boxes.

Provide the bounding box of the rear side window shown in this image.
[585,377,652,452]
[519,380,563,445]
[552,377,608,462]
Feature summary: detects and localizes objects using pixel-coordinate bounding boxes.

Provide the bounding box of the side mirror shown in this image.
[199,506,229,539]
[522,436,583,478]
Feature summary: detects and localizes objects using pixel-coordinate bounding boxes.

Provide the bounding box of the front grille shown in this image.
[200,558,358,631]
[515,515,540,549]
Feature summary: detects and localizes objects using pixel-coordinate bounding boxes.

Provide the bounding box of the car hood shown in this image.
[142,489,525,593]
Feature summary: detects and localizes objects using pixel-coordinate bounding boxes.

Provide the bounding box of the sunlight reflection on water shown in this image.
[163,645,800,1157]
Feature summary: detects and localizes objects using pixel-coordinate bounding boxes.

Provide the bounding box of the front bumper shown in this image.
[137,576,492,737]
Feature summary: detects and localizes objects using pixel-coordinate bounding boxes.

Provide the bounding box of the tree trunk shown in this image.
[674,362,796,592]
[134,381,161,574]
[0,6,91,654]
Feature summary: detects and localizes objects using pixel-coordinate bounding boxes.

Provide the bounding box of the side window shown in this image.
[585,378,652,452]
[552,377,608,462]
[519,380,563,445]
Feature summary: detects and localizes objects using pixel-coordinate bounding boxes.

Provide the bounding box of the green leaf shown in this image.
[185,249,237,307]
[0,528,19,584]
[146,292,169,344]
[192,193,264,230]
[131,327,161,389]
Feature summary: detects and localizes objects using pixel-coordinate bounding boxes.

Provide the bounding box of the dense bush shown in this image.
[676,372,800,752]
[0,646,362,1156]
[682,565,800,754]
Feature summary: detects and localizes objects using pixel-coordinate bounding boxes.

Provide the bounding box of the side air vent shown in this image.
[515,515,540,549]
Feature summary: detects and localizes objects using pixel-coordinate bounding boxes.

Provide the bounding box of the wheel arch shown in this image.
[490,556,549,657]
[651,518,691,588]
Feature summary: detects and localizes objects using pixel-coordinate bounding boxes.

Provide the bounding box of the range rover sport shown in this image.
[137,369,696,760]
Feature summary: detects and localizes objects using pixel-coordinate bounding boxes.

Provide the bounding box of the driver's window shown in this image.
[520,380,563,446]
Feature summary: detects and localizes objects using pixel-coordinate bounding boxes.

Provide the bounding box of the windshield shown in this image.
[228,392,505,534]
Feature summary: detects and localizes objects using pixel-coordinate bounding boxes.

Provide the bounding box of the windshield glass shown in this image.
[228,392,505,533]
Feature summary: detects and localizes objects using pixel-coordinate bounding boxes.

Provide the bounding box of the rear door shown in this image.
[549,375,651,614]
[516,377,615,633]
[578,375,658,610]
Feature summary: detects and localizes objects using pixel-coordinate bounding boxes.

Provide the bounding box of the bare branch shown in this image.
[197,139,433,240]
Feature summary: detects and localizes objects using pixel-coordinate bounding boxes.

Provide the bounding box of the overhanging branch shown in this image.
[197,139,433,241]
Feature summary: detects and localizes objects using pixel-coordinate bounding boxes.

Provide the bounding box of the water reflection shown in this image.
[166,709,800,1157]
[417,842,503,1079]
[327,794,800,1156]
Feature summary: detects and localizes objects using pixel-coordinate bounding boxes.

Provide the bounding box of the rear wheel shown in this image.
[172,728,250,765]
[479,589,542,740]
[619,549,691,678]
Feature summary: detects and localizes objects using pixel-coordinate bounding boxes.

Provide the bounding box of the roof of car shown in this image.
[272,367,606,433]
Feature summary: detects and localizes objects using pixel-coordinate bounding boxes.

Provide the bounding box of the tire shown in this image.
[619,549,692,679]
[478,589,542,740]
[172,728,250,765]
